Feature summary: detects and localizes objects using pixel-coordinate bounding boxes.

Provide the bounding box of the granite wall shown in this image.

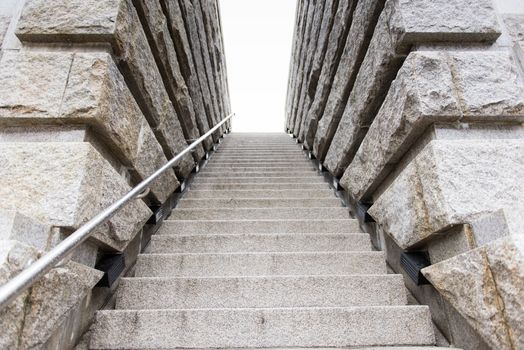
[0,0,230,348]
[286,0,524,349]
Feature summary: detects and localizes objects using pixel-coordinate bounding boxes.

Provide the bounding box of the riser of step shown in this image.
[169,208,349,220]
[189,183,331,190]
[212,154,306,162]
[203,167,316,171]
[157,219,360,235]
[214,148,305,157]
[198,171,318,177]
[115,275,407,310]
[208,159,311,164]
[135,252,386,277]
[192,177,326,184]
[208,162,313,167]
[91,306,435,349]
[211,158,308,162]
[147,233,371,253]
[176,198,343,209]
[184,189,334,199]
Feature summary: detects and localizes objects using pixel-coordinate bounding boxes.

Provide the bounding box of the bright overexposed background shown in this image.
[220,0,298,132]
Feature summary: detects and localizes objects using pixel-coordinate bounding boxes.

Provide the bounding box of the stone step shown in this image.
[208,162,313,167]
[91,306,435,349]
[184,189,334,199]
[176,198,342,209]
[148,233,371,253]
[135,252,386,277]
[189,183,331,190]
[202,166,316,172]
[208,159,310,164]
[198,171,319,177]
[115,275,407,309]
[211,157,308,162]
[192,177,326,184]
[214,148,305,157]
[169,207,349,220]
[158,219,360,235]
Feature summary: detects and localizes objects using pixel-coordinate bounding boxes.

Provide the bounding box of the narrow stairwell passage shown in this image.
[90,133,438,349]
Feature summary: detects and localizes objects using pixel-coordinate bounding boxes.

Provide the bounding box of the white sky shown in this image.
[219,0,298,132]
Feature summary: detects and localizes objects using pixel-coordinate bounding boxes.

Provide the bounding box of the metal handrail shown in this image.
[0,113,234,310]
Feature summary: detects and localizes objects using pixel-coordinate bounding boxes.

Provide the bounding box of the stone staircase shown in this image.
[89,133,440,349]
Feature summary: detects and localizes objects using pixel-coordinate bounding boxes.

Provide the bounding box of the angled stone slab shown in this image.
[16,0,195,178]
[0,143,151,251]
[316,0,501,175]
[198,0,225,117]
[292,0,328,137]
[0,51,178,203]
[160,0,214,147]
[422,235,524,350]
[369,140,524,250]
[0,210,50,250]
[341,50,524,202]
[134,0,205,160]
[288,0,316,134]
[306,0,385,151]
[0,240,102,349]
[286,0,309,130]
[178,0,221,132]
[192,0,225,135]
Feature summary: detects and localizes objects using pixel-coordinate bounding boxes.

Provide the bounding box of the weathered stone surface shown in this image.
[177,0,220,136]
[486,235,524,350]
[134,0,205,160]
[318,6,406,170]
[297,0,345,143]
[423,236,524,349]
[316,0,501,174]
[422,243,511,349]
[341,50,524,201]
[161,0,214,147]
[292,0,327,138]
[286,0,308,130]
[0,143,151,251]
[288,0,315,134]
[369,140,524,250]
[0,13,10,46]
[16,0,195,178]
[198,0,224,117]
[0,210,50,250]
[0,241,39,350]
[0,240,102,349]
[0,51,179,203]
[303,0,379,149]
[192,0,225,134]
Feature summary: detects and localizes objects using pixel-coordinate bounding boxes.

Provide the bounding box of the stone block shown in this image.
[292,0,329,137]
[0,210,50,250]
[304,0,384,150]
[0,240,103,349]
[177,0,221,139]
[299,0,354,147]
[16,0,195,178]
[422,235,524,349]
[0,51,179,203]
[288,0,316,133]
[340,50,524,201]
[316,0,501,175]
[160,0,215,146]
[0,142,151,251]
[285,0,308,130]
[0,13,10,46]
[369,139,524,250]
[134,0,206,159]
